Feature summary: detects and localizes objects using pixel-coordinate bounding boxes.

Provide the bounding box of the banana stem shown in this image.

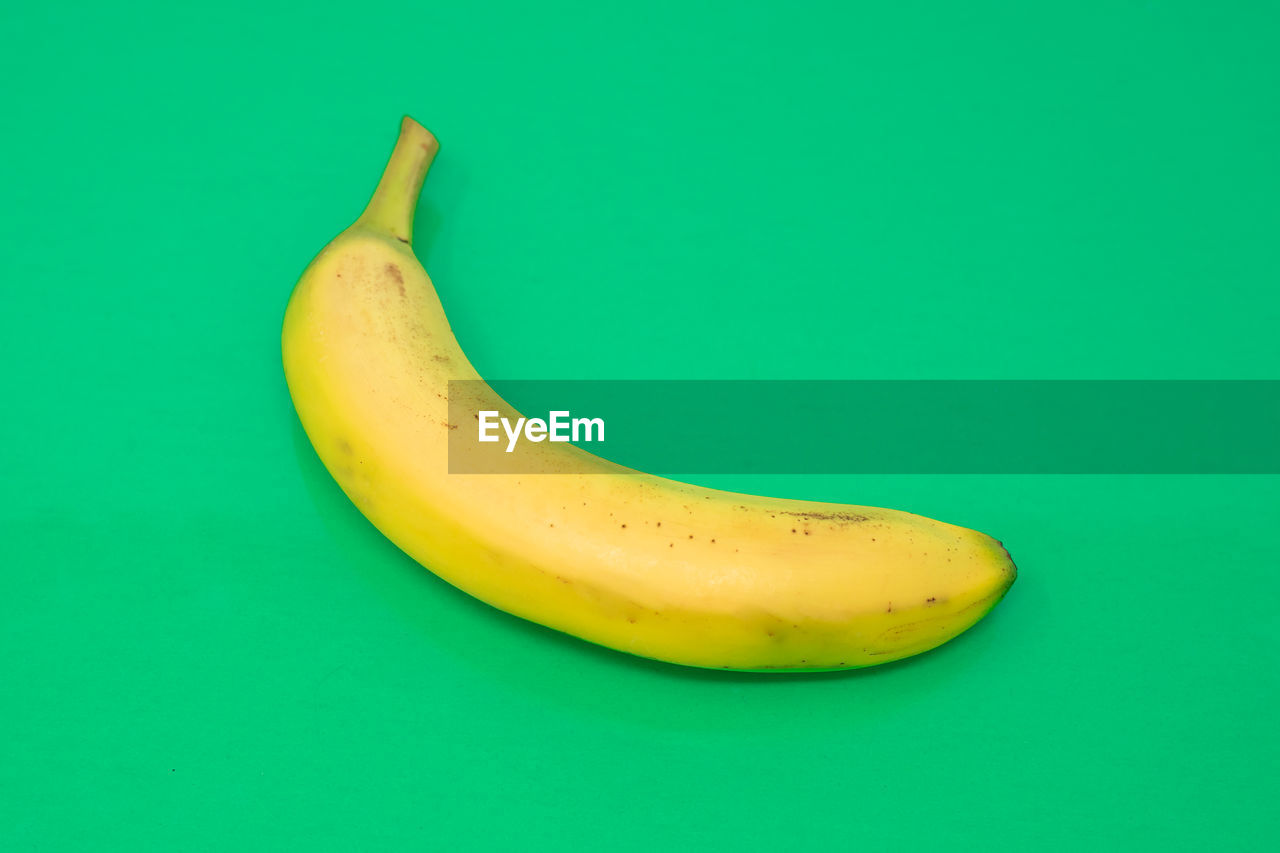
[356,116,440,244]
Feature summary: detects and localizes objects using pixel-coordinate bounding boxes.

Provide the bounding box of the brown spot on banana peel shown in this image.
[779,510,870,523]
[865,592,1005,657]
[388,273,407,297]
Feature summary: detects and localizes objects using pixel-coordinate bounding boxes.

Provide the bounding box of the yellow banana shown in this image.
[282,116,1016,671]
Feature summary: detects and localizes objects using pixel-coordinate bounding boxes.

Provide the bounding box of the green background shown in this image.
[3,1,1277,849]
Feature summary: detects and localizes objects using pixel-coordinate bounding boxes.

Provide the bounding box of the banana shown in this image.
[282,116,1016,671]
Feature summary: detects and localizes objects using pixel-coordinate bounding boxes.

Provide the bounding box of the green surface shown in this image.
[3,1,1278,849]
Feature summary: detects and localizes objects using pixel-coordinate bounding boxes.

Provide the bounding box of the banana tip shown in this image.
[401,115,440,155]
